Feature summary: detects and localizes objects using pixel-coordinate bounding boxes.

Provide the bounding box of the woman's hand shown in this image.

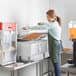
[37,22,44,25]
[22,27,27,30]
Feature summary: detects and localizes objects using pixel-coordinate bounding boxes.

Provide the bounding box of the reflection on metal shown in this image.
[0,23,17,65]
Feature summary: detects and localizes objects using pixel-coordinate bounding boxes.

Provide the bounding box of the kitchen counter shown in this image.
[61,63,76,76]
[0,60,42,71]
[0,58,47,76]
[61,48,73,54]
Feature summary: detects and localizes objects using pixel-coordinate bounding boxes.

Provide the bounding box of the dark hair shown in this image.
[56,16,61,26]
[46,9,62,26]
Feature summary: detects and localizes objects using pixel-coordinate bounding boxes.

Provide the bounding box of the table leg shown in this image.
[67,72,69,76]
[36,63,39,76]
[39,61,43,76]
[41,61,44,76]
[11,71,14,76]
[39,62,41,76]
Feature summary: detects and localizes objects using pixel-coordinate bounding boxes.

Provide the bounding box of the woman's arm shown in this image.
[22,22,50,31]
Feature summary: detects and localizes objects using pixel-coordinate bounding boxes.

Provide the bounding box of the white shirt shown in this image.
[28,21,61,40]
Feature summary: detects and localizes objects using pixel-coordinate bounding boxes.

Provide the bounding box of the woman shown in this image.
[38,9,62,76]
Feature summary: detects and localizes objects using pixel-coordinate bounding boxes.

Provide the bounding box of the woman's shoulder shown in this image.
[53,21,59,24]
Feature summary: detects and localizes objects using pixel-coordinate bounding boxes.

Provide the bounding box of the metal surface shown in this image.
[11,71,14,76]
[17,37,48,61]
[73,40,76,66]
[0,23,17,65]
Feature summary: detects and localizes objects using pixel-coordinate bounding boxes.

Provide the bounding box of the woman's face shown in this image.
[47,13,56,22]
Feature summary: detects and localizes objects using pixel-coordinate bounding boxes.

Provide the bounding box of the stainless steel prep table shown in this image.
[61,63,76,76]
[0,60,42,76]
[0,59,44,76]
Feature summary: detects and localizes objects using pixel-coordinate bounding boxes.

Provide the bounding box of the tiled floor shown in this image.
[44,72,76,76]
[62,72,76,76]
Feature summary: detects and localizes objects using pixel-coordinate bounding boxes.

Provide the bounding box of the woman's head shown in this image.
[46,9,56,22]
[46,9,61,26]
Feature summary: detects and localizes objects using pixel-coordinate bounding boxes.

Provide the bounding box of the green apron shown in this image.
[48,33,61,63]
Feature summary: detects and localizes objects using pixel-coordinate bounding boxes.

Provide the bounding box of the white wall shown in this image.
[28,0,50,26]
[49,0,76,48]
[0,0,29,30]
[0,0,50,29]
